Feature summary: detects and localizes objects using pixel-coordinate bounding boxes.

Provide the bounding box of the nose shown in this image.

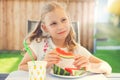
[57,22,64,30]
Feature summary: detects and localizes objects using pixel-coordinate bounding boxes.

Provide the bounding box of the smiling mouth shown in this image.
[58,31,66,34]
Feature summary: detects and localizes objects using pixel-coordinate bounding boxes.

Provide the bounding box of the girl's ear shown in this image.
[41,23,48,32]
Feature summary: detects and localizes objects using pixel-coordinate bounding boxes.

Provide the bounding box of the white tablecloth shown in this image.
[5,70,108,80]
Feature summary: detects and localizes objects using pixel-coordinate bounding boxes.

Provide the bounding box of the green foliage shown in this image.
[0,51,23,73]
[94,50,120,73]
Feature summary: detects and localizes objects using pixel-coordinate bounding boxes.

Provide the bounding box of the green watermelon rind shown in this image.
[53,65,86,76]
[53,64,57,74]
[53,65,70,76]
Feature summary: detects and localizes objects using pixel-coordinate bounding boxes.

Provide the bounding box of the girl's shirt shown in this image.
[29,38,92,60]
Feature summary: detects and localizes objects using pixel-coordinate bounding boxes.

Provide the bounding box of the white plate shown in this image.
[50,70,88,79]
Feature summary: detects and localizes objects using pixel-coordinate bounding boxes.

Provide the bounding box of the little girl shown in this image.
[19,2,112,75]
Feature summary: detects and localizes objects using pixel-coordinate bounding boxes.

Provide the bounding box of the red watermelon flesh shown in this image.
[56,48,74,58]
[65,68,78,74]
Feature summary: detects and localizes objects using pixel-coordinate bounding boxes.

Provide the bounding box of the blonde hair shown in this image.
[26,2,77,51]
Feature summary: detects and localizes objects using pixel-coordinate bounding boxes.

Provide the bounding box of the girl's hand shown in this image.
[44,51,61,68]
[73,54,89,70]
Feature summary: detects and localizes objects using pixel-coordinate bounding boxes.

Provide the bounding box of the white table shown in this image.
[107,73,120,80]
[5,70,120,80]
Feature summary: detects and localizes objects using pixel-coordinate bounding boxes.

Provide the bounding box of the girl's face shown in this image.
[43,8,70,40]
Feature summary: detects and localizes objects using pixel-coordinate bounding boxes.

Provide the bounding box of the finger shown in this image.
[74,58,89,69]
[48,54,60,59]
[74,56,86,65]
[49,52,60,56]
[76,62,88,70]
[74,54,81,58]
[49,51,60,56]
[46,57,61,62]
[47,61,59,67]
[81,62,88,67]
[74,55,83,60]
[79,62,89,70]
[46,53,60,59]
[48,59,60,64]
[74,60,86,67]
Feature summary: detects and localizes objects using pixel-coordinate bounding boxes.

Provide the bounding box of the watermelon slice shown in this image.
[65,67,86,76]
[72,69,86,76]
[56,48,74,58]
[53,65,70,76]
[53,65,86,76]
[65,68,78,74]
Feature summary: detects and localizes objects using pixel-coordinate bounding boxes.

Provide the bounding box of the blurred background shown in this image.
[0,0,120,74]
